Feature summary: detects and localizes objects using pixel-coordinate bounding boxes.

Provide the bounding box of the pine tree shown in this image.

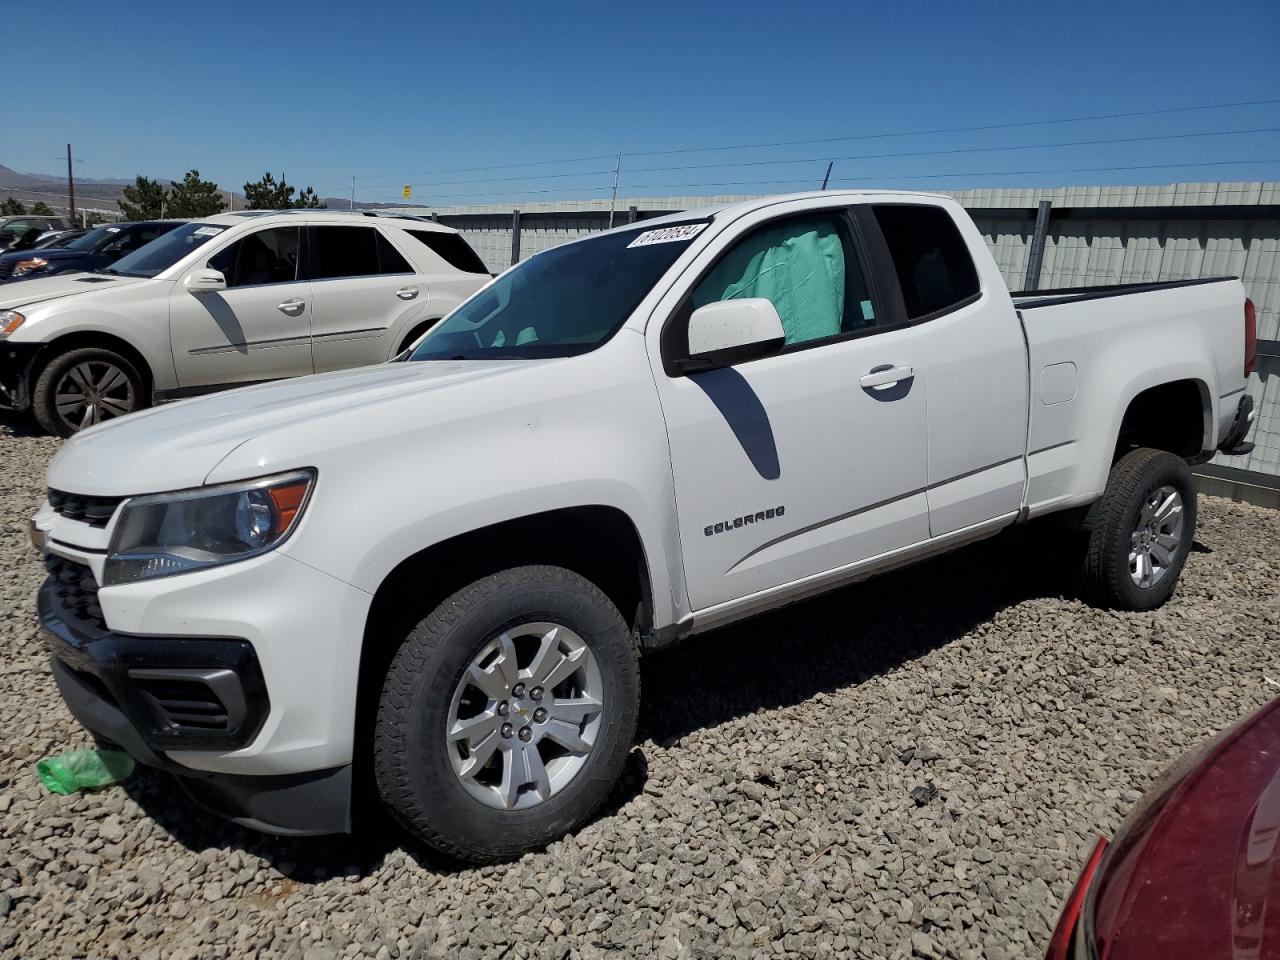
[118,176,168,220]
[30,201,56,216]
[166,170,226,218]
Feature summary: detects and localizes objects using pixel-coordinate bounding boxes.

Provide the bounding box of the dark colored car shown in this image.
[33,229,89,250]
[0,221,184,282]
[1047,695,1280,959]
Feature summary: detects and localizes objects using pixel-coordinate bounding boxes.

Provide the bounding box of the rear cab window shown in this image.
[871,204,980,320]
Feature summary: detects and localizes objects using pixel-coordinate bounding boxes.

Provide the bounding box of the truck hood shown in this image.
[47,359,555,496]
[0,272,146,308]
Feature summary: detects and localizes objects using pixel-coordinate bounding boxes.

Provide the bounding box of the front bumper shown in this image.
[40,578,352,835]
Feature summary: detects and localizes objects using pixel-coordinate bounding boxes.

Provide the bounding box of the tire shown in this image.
[373,565,640,862]
[32,346,148,437]
[1083,447,1197,610]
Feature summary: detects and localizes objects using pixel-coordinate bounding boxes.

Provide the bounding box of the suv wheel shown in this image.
[373,565,640,862]
[32,347,147,437]
[1083,447,1197,610]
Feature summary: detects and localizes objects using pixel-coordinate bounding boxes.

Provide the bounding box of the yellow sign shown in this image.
[402,185,412,199]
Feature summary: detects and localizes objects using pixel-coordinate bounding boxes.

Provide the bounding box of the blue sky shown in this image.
[4,0,1279,205]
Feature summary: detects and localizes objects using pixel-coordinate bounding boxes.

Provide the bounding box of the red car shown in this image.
[1048,695,1280,960]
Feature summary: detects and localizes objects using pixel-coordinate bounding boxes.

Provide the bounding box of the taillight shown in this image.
[1244,297,1257,378]
[1045,837,1109,960]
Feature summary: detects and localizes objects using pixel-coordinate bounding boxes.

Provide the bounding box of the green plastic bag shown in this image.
[36,749,135,795]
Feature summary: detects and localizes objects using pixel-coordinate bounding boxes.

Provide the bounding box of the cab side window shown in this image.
[872,205,980,319]
[691,212,876,347]
[208,227,301,288]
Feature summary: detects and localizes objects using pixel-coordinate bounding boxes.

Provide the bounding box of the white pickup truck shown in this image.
[32,191,1257,862]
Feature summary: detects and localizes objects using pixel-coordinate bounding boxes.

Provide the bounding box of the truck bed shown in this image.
[1012,276,1237,310]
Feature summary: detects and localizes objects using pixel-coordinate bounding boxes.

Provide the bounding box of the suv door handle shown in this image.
[859,365,914,389]
[277,298,305,314]
[396,286,419,300]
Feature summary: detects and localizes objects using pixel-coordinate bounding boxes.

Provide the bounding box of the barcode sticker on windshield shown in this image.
[627,223,707,248]
[193,226,225,237]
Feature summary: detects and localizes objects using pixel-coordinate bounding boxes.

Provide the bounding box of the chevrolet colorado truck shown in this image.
[30,191,1258,862]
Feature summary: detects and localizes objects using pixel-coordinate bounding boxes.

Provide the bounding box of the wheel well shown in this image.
[1114,379,1208,462]
[398,317,442,355]
[352,506,652,787]
[31,332,154,399]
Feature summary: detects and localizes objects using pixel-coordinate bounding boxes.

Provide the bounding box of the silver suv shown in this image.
[0,210,492,435]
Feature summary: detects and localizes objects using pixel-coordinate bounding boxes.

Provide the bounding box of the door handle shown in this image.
[277,298,305,314]
[395,286,419,300]
[859,364,914,390]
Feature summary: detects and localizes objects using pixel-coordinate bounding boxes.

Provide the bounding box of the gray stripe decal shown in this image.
[1027,439,1075,456]
[726,454,1024,574]
[189,334,310,355]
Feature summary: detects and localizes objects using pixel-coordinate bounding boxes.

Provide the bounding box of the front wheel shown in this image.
[373,565,640,862]
[31,346,148,437]
[1083,447,1197,610]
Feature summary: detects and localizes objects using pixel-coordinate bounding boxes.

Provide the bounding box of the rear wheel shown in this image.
[1083,447,1196,610]
[373,565,640,862]
[32,347,148,437]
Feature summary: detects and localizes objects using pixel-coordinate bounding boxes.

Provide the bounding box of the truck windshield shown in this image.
[410,221,709,361]
[102,222,226,278]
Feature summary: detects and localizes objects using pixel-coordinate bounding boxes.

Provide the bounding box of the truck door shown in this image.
[869,203,1028,536]
[652,205,931,612]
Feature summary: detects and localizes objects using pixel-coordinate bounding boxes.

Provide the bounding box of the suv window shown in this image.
[208,227,301,288]
[872,205,980,319]
[691,212,876,347]
[310,226,378,279]
[375,231,413,274]
[405,229,489,274]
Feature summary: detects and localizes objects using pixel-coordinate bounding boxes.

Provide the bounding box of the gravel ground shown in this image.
[1,415,1277,960]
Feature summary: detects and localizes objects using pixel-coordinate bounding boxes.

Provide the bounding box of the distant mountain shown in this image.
[0,164,253,215]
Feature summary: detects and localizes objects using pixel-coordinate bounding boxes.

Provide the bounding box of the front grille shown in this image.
[47,488,124,528]
[43,554,104,631]
[131,676,233,732]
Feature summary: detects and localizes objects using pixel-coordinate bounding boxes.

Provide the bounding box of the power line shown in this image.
[626,127,1280,175]
[373,126,1280,196]
[304,96,1280,186]
[625,97,1280,158]
[619,158,1280,191]
[356,157,1280,204]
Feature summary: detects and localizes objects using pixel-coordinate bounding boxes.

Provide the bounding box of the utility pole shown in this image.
[820,161,833,191]
[66,144,76,221]
[350,176,355,210]
[608,154,621,229]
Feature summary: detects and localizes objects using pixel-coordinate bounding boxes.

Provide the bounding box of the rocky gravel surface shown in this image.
[1,415,1278,959]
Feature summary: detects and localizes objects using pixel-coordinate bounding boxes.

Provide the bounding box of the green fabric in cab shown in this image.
[693,224,847,345]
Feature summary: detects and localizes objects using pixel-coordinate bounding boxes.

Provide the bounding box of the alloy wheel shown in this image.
[1129,484,1184,588]
[54,361,136,431]
[445,622,604,810]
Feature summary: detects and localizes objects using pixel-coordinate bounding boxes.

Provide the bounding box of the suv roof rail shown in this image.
[230,209,435,223]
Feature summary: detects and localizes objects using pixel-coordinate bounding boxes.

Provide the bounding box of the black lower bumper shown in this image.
[40,580,351,836]
[0,340,43,412]
[1219,394,1256,456]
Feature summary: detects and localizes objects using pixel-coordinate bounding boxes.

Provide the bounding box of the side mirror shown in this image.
[675,298,785,373]
[185,268,226,294]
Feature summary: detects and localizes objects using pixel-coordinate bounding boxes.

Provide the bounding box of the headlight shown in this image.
[13,258,48,277]
[104,469,316,586]
[0,310,24,336]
